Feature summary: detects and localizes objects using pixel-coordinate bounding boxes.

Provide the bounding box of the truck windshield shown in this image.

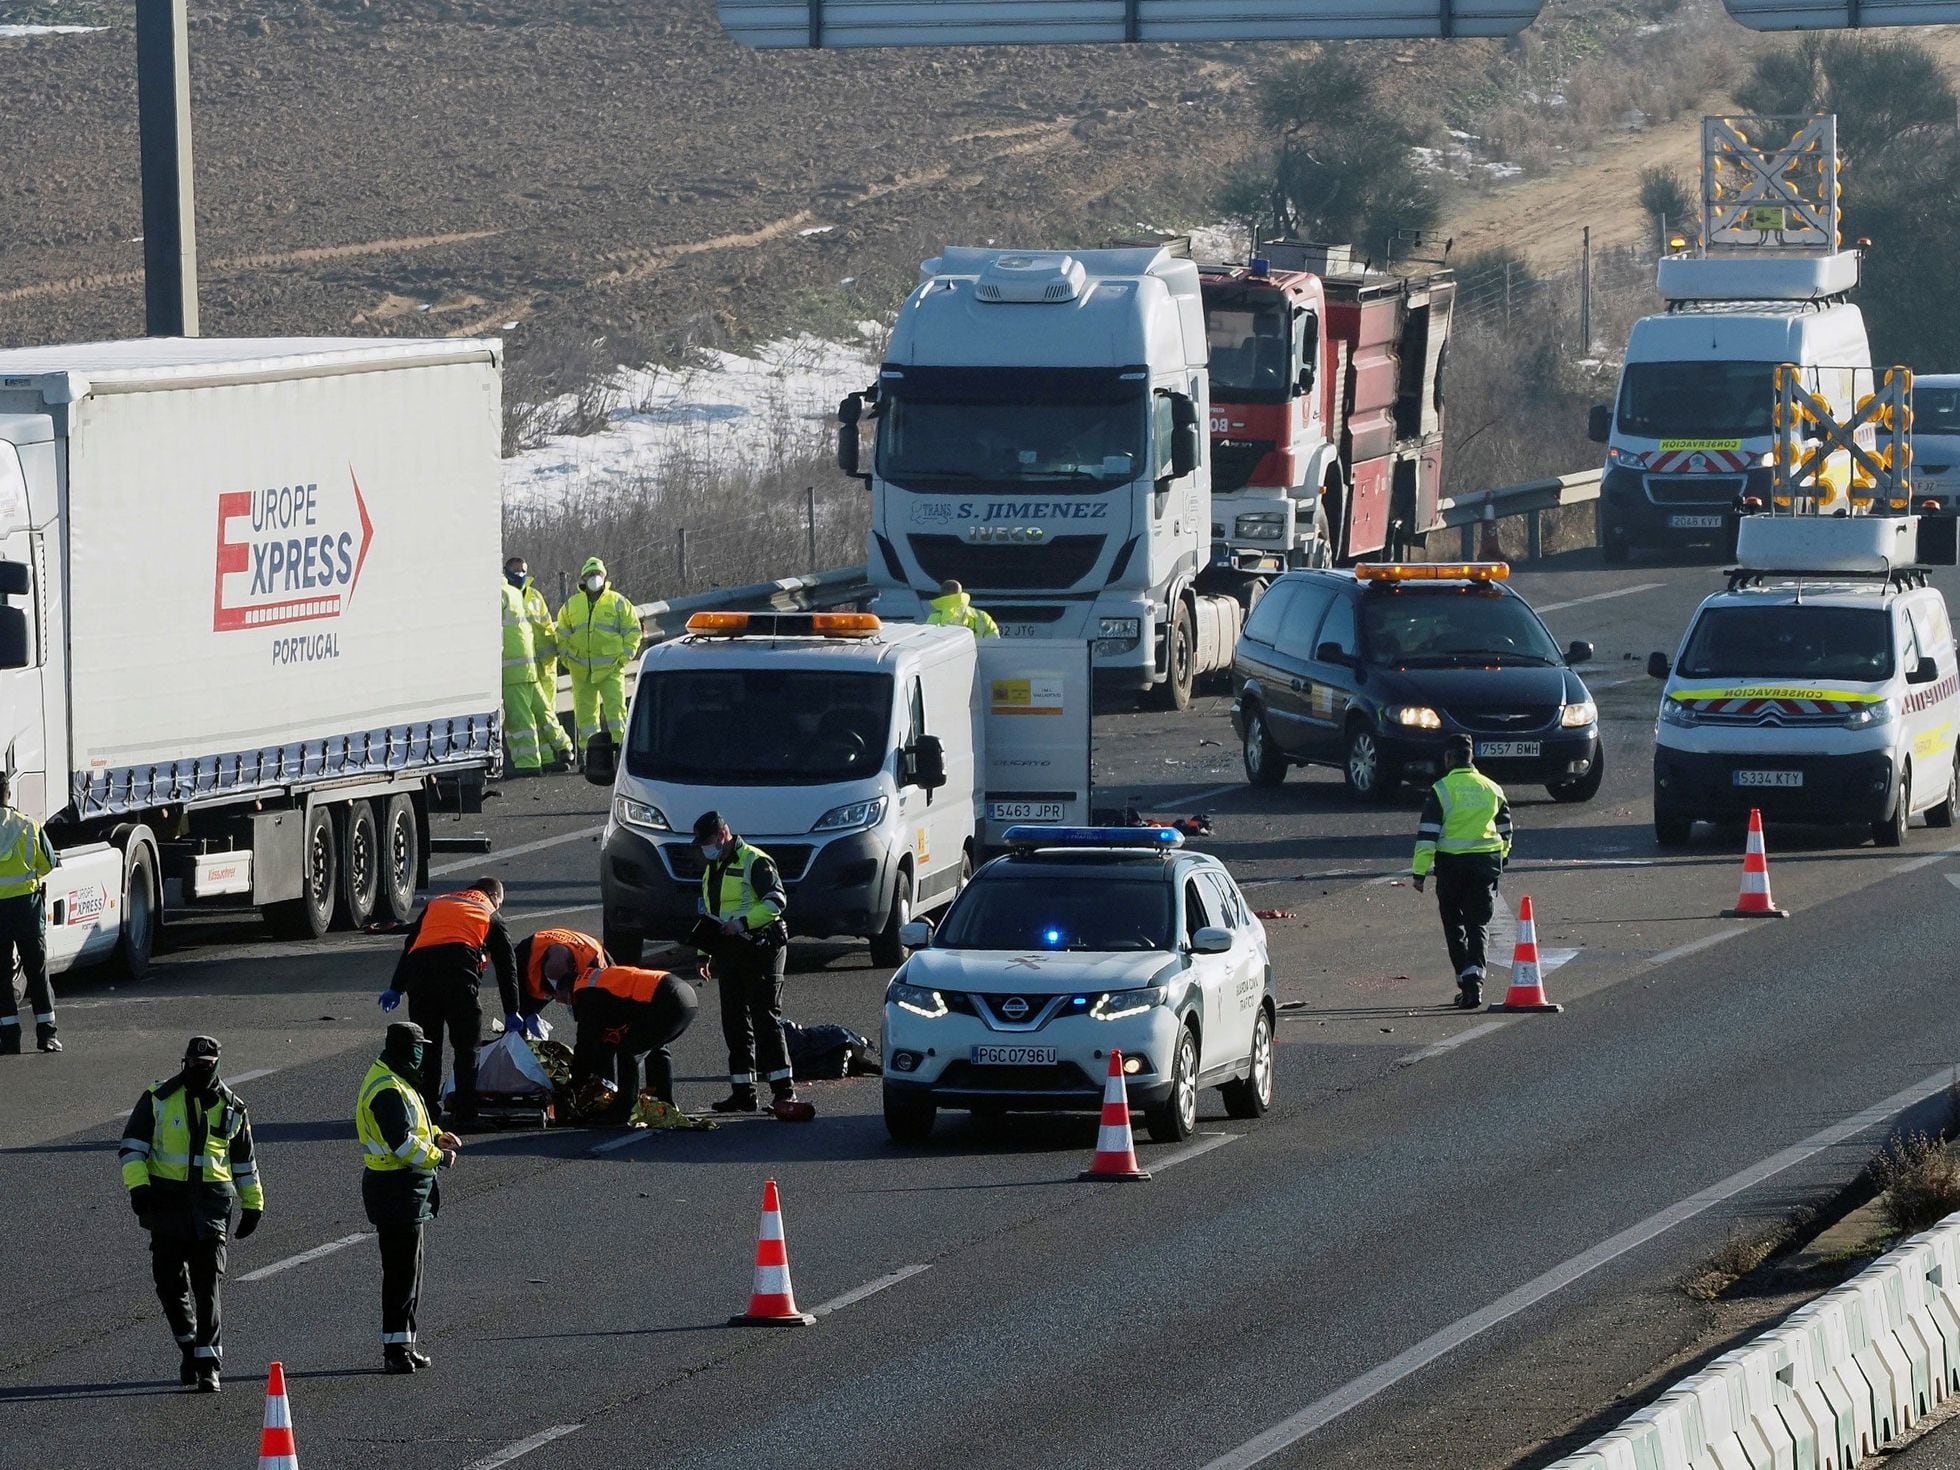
[626,668,895,785]
[1205,295,1291,401]
[1678,605,1893,682]
[876,366,1147,491]
[1617,361,1776,440]
[934,873,1173,952]
[1360,591,1564,667]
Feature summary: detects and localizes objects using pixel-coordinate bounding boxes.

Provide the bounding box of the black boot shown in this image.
[1455,970,1484,1010]
[407,1348,433,1368]
[384,1349,417,1375]
[194,1367,220,1393]
[179,1349,197,1387]
[710,1089,759,1114]
[35,1023,60,1053]
[0,1026,18,1056]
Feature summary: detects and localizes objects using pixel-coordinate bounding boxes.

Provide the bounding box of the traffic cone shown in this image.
[1078,1050,1152,1181]
[1722,808,1788,918]
[729,1179,815,1327]
[257,1361,297,1470]
[1488,895,1562,1013]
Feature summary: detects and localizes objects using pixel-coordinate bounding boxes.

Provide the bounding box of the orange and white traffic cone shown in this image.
[1722,808,1787,918]
[257,1361,297,1470]
[1079,1050,1152,1181]
[729,1179,815,1327]
[1489,895,1562,1013]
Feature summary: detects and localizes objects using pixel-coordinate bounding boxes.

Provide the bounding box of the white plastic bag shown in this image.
[442,1031,553,1099]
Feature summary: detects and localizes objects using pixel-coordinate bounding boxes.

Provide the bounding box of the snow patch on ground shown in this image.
[504,331,879,509]
[0,22,102,35]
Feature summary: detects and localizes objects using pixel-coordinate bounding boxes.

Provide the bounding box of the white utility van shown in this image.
[1648,516,1960,848]
[588,612,1091,966]
[1590,253,1872,561]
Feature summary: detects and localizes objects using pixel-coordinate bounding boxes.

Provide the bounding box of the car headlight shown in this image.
[612,795,671,832]
[1090,984,1169,1021]
[1098,616,1142,639]
[887,981,948,1019]
[811,796,887,833]
[1384,705,1443,730]
[1560,699,1598,728]
[1658,698,1700,728]
[1843,700,1894,730]
[1234,511,1287,542]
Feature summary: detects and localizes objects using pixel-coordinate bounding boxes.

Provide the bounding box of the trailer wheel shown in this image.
[267,804,337,940]
[377,794,419,926]
[335,799,381,931]
[108,840,159,982]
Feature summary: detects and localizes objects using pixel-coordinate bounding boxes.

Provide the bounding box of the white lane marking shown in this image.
[62,993,225,1011]
[809,1263,931,1317]
[590,1128,656,1155]
[1594,674,1649,688]
[461,1425,583,1469]
[1148,1131,1241,1172]
[509,901,601,925]
[1897,843,1960,875]
[1948,872,1960,890]
[1155,781,1244,812]
[237,1231,372,1282]
[1533,582,1666,614]
[1646,927,1746,966]
[1396,1020,1509,1067]
[44,1064,296,1154]
[429,826,602,878]
[1197,1063,1960,1470]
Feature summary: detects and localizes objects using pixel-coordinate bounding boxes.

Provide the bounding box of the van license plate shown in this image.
[1669,514,1725,529]
[990,801,1065,821]
[1476,741,1540,759]
[971,1045,1058,1065]
[1734,770,1803,787]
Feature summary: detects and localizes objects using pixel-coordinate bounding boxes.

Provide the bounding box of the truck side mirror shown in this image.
[1647,651,1670,680]
[0,560,27,597]
[1587,404,1612,445]
[907,734,947,792]
[836,393,864,479]
[1566,640,1594,665]
[0,607,26,670]
[1297,363,1315,395]
[583,731,618,786]
[1168,393,1201,480]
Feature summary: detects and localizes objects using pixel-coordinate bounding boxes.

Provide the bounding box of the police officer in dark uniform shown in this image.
[118,1036,264,1392]
[378,878,519,1123]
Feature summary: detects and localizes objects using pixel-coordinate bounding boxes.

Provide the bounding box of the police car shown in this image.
[881,827,1275,1145]
[1650,514,1960,847]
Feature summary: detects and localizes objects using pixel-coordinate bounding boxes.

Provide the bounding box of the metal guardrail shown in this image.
[1438,468,1603,560]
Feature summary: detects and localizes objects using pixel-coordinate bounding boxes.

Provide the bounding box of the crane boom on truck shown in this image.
[0,337,505,978]
[838,244,1243,711]
[1200,240,1455,577]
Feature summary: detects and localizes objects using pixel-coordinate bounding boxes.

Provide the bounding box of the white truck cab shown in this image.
[1649,515,1960,848]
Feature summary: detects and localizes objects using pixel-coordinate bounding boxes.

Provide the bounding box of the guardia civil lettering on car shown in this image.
[1649,515,1960,848]
[880,827,1276,1146]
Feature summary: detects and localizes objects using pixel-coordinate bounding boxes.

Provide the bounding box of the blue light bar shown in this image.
[1002,825,1184,850]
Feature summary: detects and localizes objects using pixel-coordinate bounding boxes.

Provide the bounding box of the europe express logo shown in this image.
[212,470,375,633]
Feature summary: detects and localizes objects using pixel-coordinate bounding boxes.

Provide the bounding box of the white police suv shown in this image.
[881,827,1276,1145]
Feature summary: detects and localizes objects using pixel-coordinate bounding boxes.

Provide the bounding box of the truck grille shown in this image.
[1212,439,1274,495]
[662,844,814,883]
[909,535,1104,590]
[1645,475,1745,507]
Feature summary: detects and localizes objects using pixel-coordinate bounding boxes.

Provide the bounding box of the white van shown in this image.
[1648,516,1960,848]
[1590,253,1872,561]
[589,613,1091,966]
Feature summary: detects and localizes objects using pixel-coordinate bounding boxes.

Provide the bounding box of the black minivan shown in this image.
[1229,565,1604,801]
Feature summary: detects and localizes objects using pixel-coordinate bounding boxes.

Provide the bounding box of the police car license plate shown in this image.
[990,801,1065,821]
[1476,740,1540,759]
[1734,770,1803,787]
[971,1045,1058,1066]
[1669,514,1725,529]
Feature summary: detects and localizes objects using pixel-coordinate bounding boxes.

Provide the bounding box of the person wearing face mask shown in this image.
[689,810,811,1119]
[512,926,608,1031]
[498,567,553,777]
[118,1036,265,1393]
[356,1022,460,1375]
[505,557,574,772]
[554,556,639,759]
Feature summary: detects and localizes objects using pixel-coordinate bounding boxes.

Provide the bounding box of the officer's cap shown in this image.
[692,810,725,841]
[183,1036,222,1062]
[386,1022,428,1050]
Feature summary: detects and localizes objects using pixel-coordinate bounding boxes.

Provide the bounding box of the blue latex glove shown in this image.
[520,1013,545,1040]
[379,989,402,1012]
[503,1011,523,1036]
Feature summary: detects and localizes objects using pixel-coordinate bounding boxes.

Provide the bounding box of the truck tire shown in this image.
[267,804,337,940]
[335,799,381,931]
[1152,598,1196,712]
[108,840,160,982]
[377,794,419,926]
[870,866,913,968]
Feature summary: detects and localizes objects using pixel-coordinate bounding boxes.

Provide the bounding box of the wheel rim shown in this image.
[1246,718,1268,777]
[1251,1014,1273,1106]
[309,825,332,903]
[351,818,376,902]
[1349,732,1377,791]
[1175,1034,1198,1133]
[1172,617,1191,689]
[389,811,414,894]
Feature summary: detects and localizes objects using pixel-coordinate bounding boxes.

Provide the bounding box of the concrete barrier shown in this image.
[1543,1214,1960,1470]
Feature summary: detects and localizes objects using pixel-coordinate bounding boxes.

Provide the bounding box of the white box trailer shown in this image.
[0,337,505,977]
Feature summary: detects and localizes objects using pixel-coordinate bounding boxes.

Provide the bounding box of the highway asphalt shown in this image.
[5,548,1959,1470]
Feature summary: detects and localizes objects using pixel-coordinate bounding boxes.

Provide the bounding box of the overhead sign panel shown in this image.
[1722,0,1960,27]
[719,0,1542,48]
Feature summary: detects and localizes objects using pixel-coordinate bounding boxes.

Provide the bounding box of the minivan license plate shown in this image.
[971,1045,1058,1066]
[1734,770,1803,787]
[1670,514,1725,529]
[1476,740,1540,759]
[990,801,1065,821]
